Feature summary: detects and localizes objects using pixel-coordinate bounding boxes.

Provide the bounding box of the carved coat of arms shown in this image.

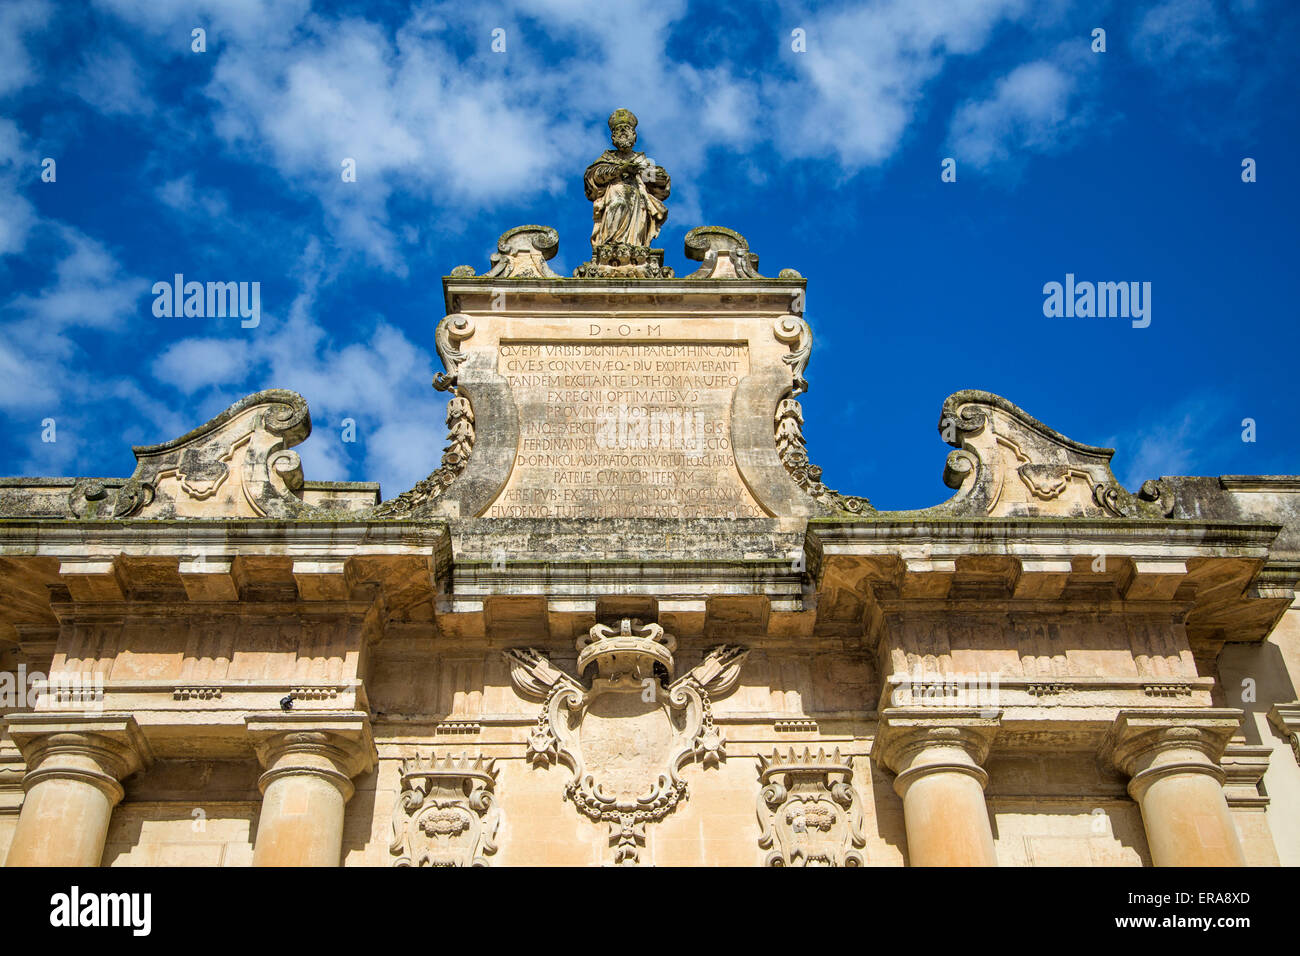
[756,747,866,866]
[390,752,500,867]
[505,619,747,865]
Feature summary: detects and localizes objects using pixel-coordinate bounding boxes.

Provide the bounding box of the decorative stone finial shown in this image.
[684,226,762,279]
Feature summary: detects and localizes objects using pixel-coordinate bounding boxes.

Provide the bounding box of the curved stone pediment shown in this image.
[69,389,314,520]
[926,390,1173,519]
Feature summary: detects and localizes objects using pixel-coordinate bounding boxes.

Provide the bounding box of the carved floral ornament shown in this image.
[757,747,866,867]
[504,619,748,865]
[390,752,500,867]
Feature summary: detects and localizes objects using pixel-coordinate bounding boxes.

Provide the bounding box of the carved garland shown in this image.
[772,317,874,514]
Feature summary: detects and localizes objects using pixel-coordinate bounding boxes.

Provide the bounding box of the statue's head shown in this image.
[608,108,638,150]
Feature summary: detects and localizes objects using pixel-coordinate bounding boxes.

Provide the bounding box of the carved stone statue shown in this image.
[575,109,674,278]
[586,108,670,246]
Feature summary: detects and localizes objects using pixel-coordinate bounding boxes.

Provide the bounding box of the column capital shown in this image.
[245,711,375,801]
[1101,708,1241,794]
[873,708,1001,794]
[3,713,152,803]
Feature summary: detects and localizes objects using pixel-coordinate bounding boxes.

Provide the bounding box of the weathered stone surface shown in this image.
[1,110,1298,869]
[922,390,1174,519]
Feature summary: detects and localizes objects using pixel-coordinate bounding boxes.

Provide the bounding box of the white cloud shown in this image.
[79,0,1049,268]
[0,117,39,256]
[90,0,313,48]
[155,174,230,218]
[69,39,156,117]
[151,337,251,392]
[1133,0,1227,65]
[768,0,1039,169]
[148,240,445,493]
[0,228,148,446]
[0,0,51,97]
[947,55,1086,170]
[1116,403,1212,489]
[7,227,145,331]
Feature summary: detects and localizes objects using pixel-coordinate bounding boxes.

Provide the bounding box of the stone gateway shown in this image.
[1,112,1298,868]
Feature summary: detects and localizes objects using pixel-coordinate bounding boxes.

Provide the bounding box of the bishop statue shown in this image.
[584,109,671,251]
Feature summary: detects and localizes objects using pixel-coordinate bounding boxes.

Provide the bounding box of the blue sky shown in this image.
[0,0,1295,510]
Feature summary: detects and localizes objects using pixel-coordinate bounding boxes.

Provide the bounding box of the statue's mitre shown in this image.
[608,108,638,131]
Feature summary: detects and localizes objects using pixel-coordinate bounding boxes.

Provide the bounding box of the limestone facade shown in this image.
[1,125,1297,867]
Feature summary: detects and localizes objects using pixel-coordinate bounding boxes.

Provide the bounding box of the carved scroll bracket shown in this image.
[683,226,762,279]
[432,313,476,393]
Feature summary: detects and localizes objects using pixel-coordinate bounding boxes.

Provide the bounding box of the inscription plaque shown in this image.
[486,342,765,518]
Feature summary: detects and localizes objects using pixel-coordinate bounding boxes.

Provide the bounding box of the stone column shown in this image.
[874,708,1001,866]
[1103,709,1246,867]
[3,715,151,867]
[246,712,374,867]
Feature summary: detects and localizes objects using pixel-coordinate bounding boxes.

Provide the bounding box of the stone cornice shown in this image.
[809,517,1281,553]
[0,519,451,553]
[442,275,805,315]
